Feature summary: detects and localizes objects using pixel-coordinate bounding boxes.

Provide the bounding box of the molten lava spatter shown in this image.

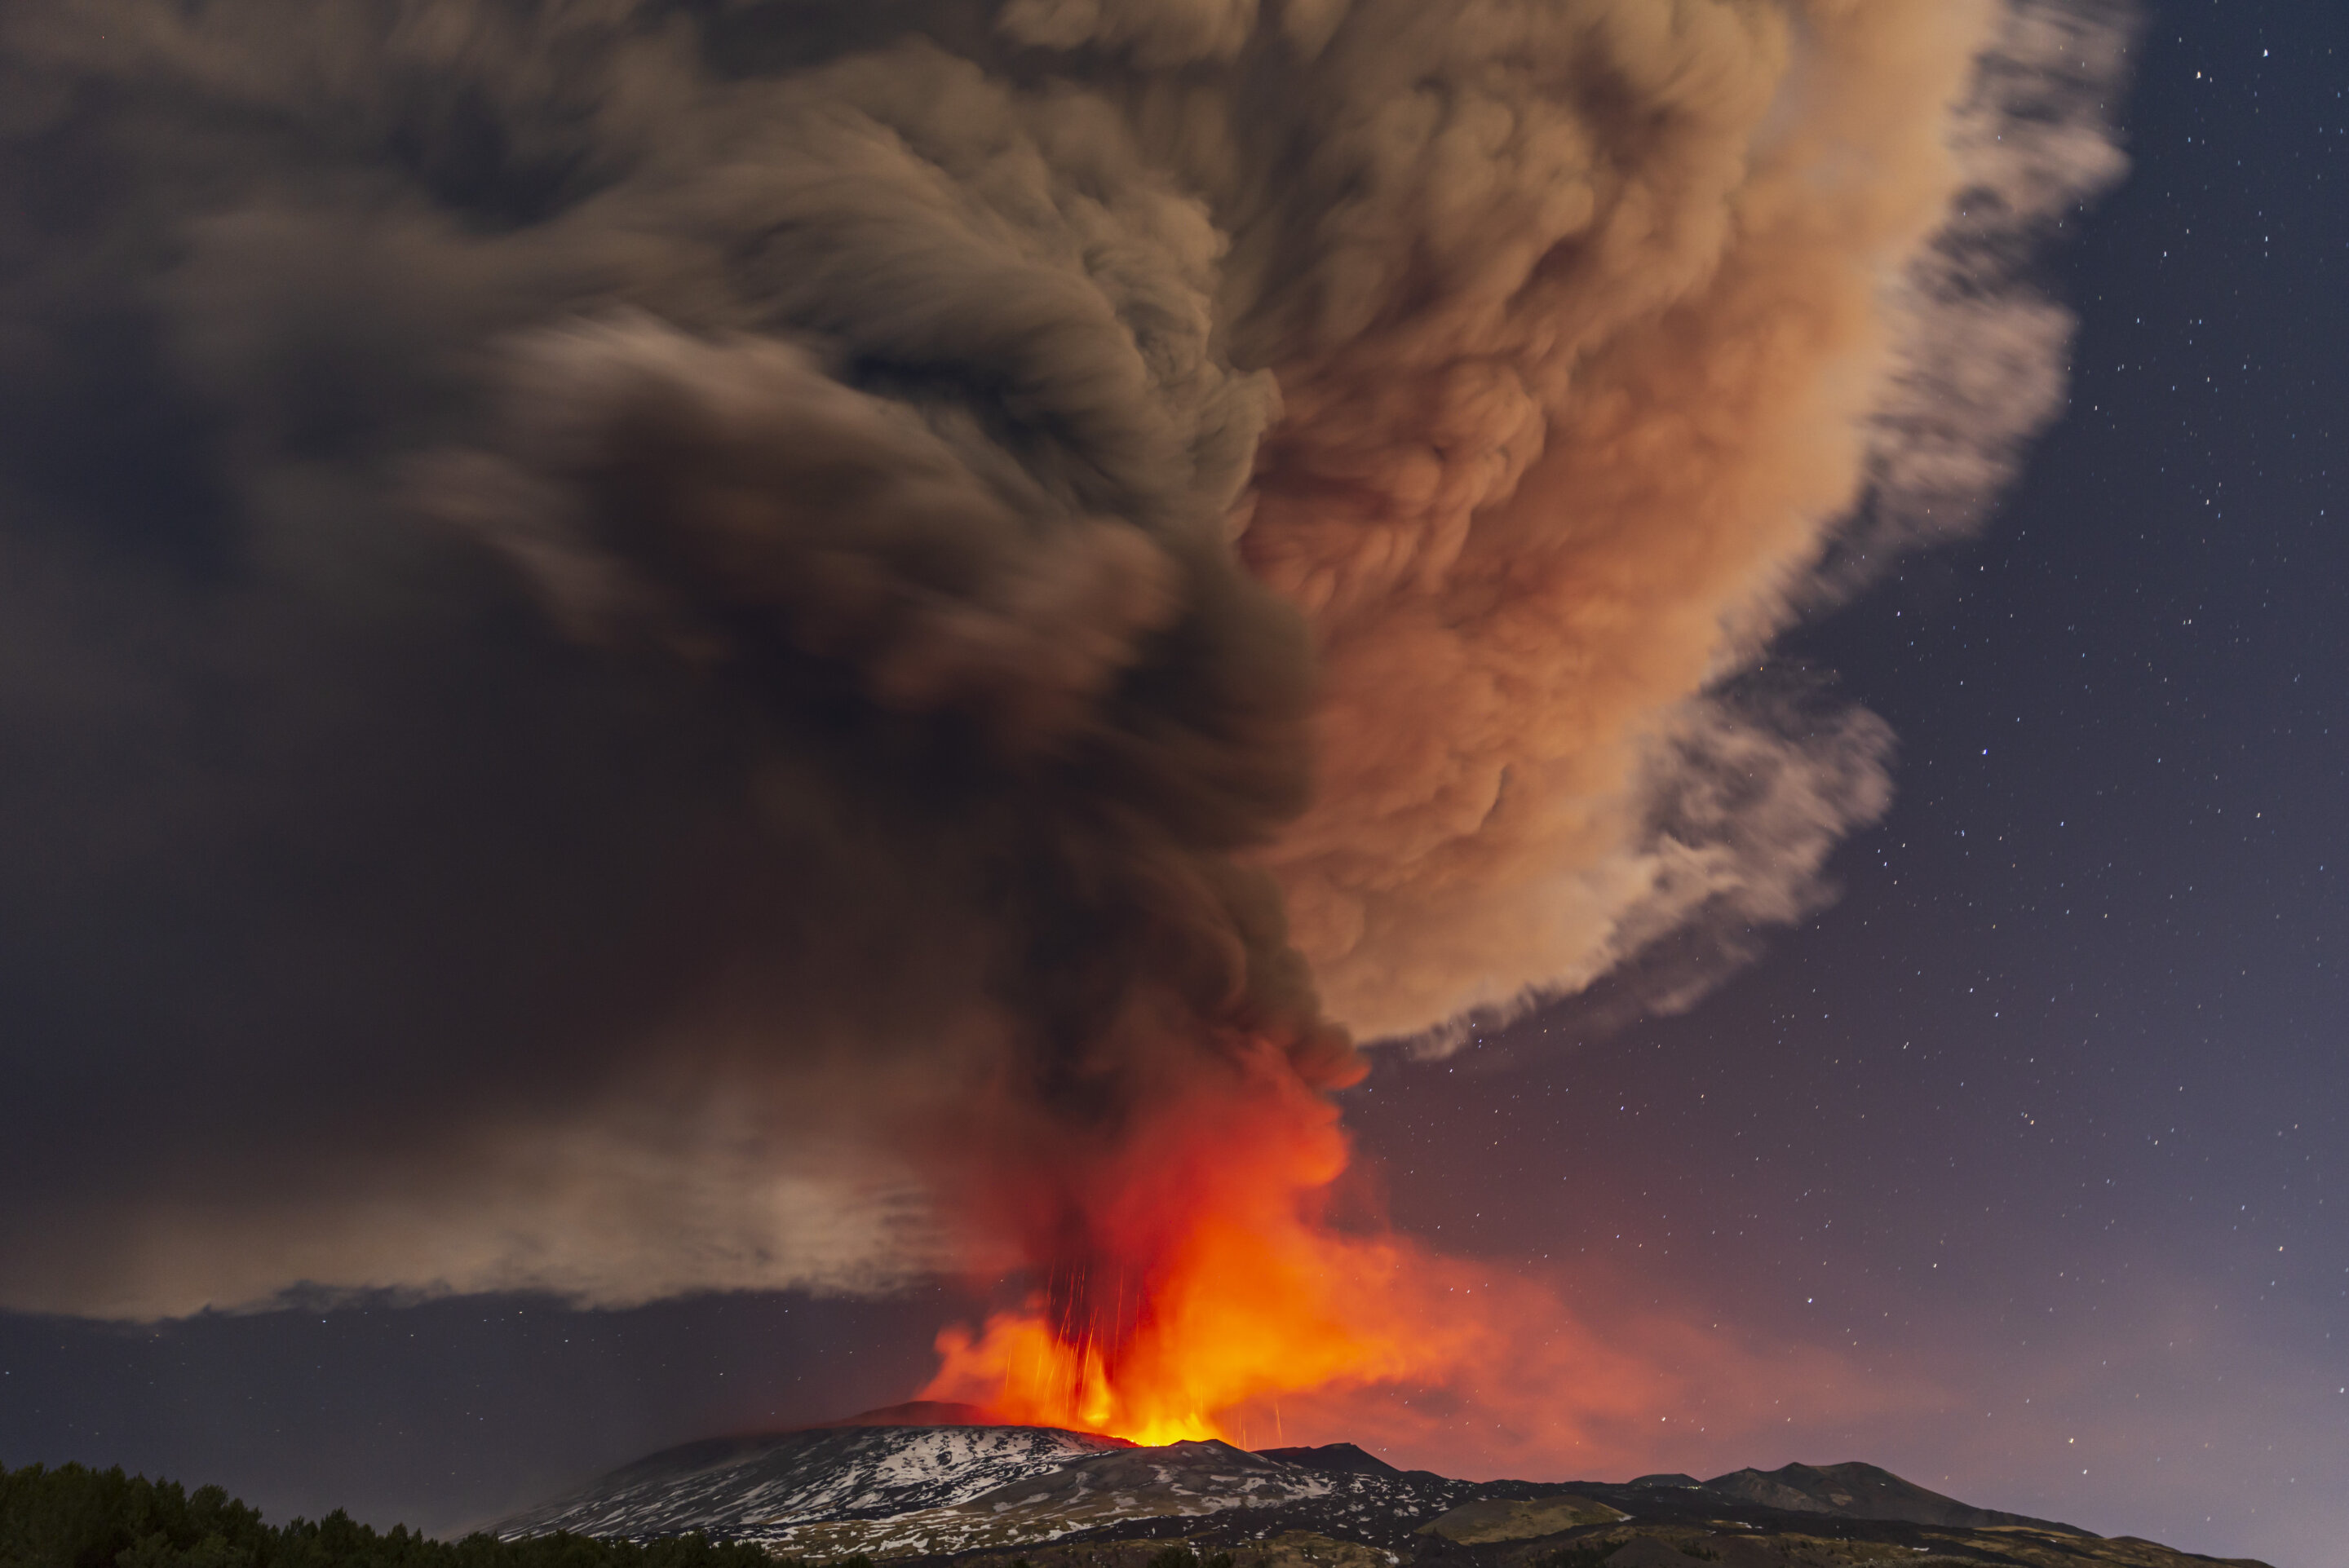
[920,1036,1466,1446]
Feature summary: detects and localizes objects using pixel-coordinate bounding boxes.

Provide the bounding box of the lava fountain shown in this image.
[920,1029,1472,1446]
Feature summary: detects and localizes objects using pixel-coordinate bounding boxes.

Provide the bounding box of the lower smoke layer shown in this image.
[0,0,2129,1321]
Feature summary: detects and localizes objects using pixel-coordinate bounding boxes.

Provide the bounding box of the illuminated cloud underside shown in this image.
[0,0,2130,1318]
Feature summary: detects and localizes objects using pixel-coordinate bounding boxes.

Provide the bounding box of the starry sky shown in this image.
[2,4,2342,1567]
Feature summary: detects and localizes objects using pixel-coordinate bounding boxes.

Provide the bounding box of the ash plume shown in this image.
[0,0,2130,1319]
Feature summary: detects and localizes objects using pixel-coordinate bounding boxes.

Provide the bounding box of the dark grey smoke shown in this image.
[0,0,2130,1317]
[0,0,1341,1315]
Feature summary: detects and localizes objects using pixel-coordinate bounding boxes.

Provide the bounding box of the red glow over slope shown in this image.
[918,1033,1475,1447]
[916,1031,1920,1466]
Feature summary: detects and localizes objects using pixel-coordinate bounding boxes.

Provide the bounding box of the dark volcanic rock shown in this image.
[865,1438,1496,1556]
[1591,1541,1704,1568]
[498,1424,2268,1568]
[1255,1444,1400,1477]
[1699,1460,2079,1532]
[495,1424,1126,1541]
[818,1402,1025,1429]
[1412,1494,1624,1544]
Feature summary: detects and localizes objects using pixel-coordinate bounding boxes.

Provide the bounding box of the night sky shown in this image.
[3,5,2343,1568]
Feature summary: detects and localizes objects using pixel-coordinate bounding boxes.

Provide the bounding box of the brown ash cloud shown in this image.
[0,0,2130,1317]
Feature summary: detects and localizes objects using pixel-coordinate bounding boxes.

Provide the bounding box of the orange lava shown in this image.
[917,1030,1918,1473]
[918,1033,1473,1447]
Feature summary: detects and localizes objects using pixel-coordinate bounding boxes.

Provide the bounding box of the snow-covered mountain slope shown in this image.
[494,1422,1127,1541]
[750,1438,1491,1559]
[495,1424,2257,1568]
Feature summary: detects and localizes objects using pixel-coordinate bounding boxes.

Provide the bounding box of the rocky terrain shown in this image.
[493,1406,1130,1543]
[498,1413,2270,1568]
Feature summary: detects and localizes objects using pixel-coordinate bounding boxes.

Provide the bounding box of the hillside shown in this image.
[495,1424,1131,1544]
[494,1419,2275,1568]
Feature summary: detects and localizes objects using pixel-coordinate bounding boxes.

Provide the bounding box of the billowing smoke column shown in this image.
[0,0,2129,1433]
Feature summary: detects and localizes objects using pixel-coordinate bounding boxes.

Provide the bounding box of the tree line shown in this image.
[0,1463,797,1568]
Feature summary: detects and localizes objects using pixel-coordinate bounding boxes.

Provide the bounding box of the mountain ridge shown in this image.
[495,1416,2271,1568]
[1695,1461,2066,1532]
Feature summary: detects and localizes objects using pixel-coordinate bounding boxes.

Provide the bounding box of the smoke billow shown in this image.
[0,0,2130,1320]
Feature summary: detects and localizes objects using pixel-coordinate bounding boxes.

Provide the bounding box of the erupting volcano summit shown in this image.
[493,1411,2257,1568]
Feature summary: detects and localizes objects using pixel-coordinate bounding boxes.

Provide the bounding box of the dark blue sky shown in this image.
[1382,5,2348,1554]
[3,3,2342,1566]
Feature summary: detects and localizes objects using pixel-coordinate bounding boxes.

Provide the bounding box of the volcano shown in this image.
[493,1410,2270,1568]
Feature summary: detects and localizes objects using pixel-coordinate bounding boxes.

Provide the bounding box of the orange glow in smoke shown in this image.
[918,1032,1918,1471]
[919,1034,1472,1447]
[919,1185,1436,1447]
